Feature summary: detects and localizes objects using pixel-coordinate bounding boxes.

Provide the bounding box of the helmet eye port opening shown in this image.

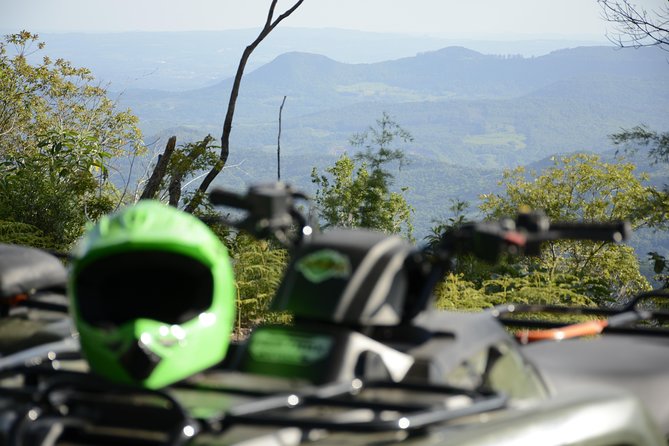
[75,250,214,328]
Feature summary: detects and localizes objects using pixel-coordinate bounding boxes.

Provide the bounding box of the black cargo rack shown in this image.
[198,380,507,434]
[0,365,508,445]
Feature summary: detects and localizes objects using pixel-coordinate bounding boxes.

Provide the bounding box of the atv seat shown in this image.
[0,244,70,354]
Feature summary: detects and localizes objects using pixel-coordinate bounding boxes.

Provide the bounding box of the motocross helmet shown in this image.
[69,200,235,389]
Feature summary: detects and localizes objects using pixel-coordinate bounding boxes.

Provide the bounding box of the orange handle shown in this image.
[516,319,608,344]
[1,293,29,307]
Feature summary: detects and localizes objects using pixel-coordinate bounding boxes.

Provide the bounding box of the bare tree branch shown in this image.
[599,0,669,50]
[110,147,139,210]
[184,0,305,214]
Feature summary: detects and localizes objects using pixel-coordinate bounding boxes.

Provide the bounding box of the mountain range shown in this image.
[117,43,668,170]
[30,29,607,91]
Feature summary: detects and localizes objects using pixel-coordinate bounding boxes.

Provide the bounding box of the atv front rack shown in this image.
[0,365,507,445]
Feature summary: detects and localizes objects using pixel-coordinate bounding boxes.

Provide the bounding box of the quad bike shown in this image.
[0,182,666,445]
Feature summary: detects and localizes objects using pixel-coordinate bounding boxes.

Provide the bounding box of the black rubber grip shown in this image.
[208,189,249,209]
[547,221,631,242]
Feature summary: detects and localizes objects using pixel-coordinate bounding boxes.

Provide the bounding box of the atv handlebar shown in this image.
[209,183,630,260]
[209,189,251,210]
[542,221,630,242]
[437,212,630,262]
[209,182,312,246]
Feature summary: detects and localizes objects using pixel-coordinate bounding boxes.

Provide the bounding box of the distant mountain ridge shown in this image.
[28,29,608,91]
[117,44,668,169]
[236,44,664,100]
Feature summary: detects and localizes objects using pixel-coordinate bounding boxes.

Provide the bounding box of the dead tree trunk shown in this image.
[277,95,286,181]
[169,135,214,207]
[183,0,304,214]
[140,136,176,200]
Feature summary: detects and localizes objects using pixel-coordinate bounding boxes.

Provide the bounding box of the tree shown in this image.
[0,31,144,249]
[423,199,470,252]
[433,155,655,310]
[479,154,652,304]
[598,0,669,50]
[350,111,412,173]
[433,270,599,311]
[138,1,305,214]
[598,1,669,285]
[611,125,669,164]
[424,198,597,310]
[610,125,669,228]
[610,126,669,286]
[0,219,52,249]
[183,0,304,214]
[598,0,669,225]
[311,113,414,238]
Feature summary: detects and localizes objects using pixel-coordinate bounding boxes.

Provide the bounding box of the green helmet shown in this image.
[69,200,235,389]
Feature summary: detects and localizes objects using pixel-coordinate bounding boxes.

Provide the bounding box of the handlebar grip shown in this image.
[548,221,631,242]
[209,189,249,210]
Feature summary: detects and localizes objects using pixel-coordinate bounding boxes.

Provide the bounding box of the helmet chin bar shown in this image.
[119,339,162,381]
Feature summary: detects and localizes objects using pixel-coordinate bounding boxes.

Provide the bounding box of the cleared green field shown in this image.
[463,128,527,150]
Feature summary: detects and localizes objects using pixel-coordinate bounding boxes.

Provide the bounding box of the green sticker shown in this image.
[295,249,351,283]
[249,329,333,365]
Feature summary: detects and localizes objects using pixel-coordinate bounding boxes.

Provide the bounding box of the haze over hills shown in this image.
[117,43,668,169]
[29,28,608,91]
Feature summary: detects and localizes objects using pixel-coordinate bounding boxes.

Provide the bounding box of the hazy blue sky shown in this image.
[2,0,665,39]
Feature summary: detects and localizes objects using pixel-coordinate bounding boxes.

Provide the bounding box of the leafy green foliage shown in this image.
[431,154,655,310]
[433,271,598,311]
[311,113,414,238]
[0,220,53,248]
[647,251,669,288]
[424,199,470,252]
[228,233,289,333]
[480,154,650,223]
[433,274,491,311]
[425,200,543,310]
[350,111,411,173]
[432,249,604,311]
[0,162,115,249]
[0,31,144,249]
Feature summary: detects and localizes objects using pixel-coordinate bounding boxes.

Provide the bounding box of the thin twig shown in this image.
[277,95,287,181]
